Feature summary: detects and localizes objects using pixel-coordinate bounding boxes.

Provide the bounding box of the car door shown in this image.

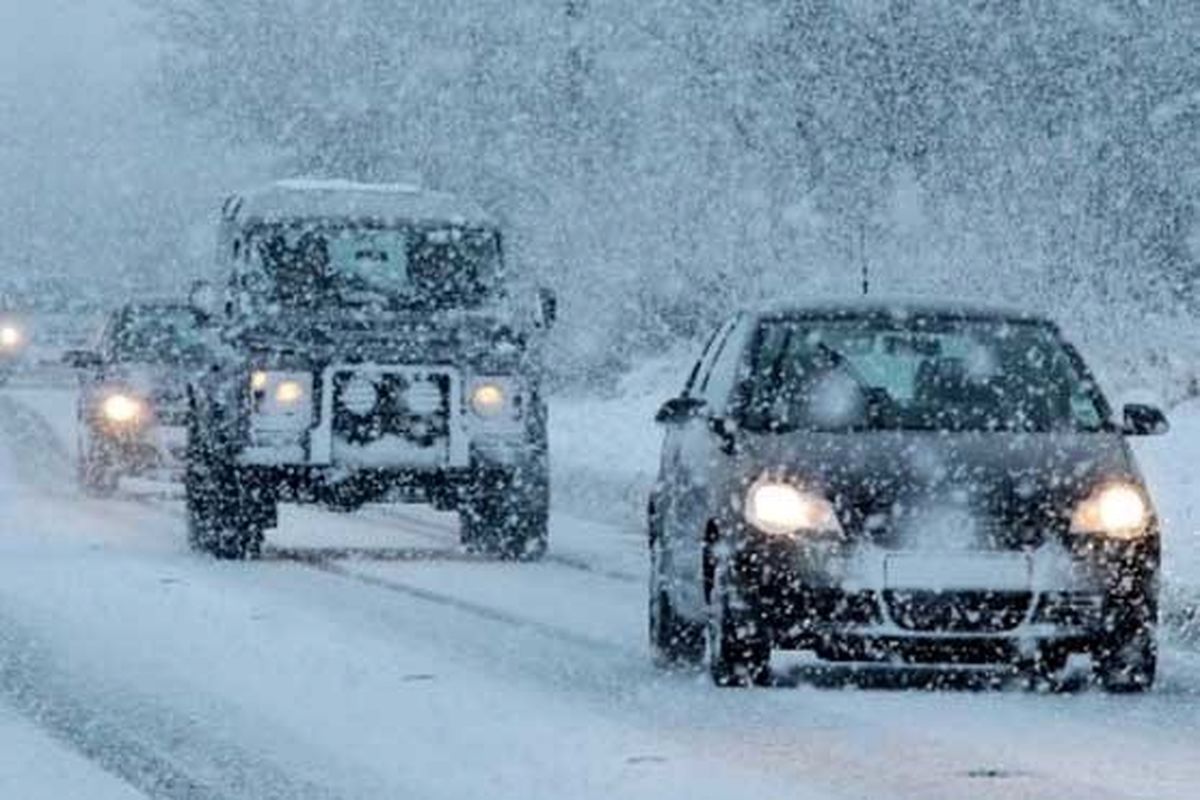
[664,315,750,616]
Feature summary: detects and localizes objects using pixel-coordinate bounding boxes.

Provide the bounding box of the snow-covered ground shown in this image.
[0,381,1198,798]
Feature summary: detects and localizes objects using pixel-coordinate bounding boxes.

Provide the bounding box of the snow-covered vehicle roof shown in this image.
[750,297,1052,325]
[221,179,495,228]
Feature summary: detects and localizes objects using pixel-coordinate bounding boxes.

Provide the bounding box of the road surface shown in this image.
[0,387,1197,799]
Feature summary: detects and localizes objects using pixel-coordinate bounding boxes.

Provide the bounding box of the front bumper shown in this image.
[732,534,1157,661]
[92,423,187,474]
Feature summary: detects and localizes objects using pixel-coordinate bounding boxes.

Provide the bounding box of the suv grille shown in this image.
[332,371,451,446]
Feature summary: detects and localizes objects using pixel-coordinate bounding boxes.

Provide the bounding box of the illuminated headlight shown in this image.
[1071,483,1151,539]
[0,325,23,349]
[275,380,305,405]
[102,393,143,425]
[469,378,520,420]
[744,480,842,536]
[250,371,313,420]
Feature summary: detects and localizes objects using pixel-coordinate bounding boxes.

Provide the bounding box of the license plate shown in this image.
[884,553,1031,592]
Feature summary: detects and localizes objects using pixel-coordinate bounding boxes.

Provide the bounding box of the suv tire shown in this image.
[459,467,548,561]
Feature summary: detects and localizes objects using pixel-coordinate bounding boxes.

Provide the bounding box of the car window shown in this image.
[742,317,1111,433]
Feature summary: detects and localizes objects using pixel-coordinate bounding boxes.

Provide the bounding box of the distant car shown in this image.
[64,302,209,494]
[0,311,30,384]
[648,302,1166,691]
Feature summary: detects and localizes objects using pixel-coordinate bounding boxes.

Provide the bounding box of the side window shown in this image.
[699,316,750,412]
[682,319,736,397]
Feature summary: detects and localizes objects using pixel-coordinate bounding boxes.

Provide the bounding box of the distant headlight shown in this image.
[102,393,143,425]
[0,325,23,349]
[1071,483,1151,539]
[250,370,268,392]
[745,480,842,536]
[470,383,506,416]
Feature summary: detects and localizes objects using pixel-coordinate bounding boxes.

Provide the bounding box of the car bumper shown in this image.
[93,423,187,473]
[732,534,1157,660]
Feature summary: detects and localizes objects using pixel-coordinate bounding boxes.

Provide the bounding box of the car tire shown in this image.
[459,467,548,561]
[78,433,118,497]
[1094,628,1157,693]
[648,535,705,668]
[707,564,771,687]
[184,419,263,561]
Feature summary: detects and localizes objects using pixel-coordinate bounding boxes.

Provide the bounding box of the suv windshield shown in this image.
[248,224,502,311]
[113,306,207,363]
[741,317,1110,433]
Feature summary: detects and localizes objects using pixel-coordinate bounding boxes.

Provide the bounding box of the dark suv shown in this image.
[185,180,555,560]
[648,302,1166,691]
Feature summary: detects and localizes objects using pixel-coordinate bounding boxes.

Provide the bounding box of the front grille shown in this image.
[885,590,1031,633]
[332,371,451,445]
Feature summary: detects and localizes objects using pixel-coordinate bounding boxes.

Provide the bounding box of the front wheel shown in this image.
[707,563,771,687]
[184,426,267,560]
[1093,589,1158,693]
[459,467,548,561]
[1094,628,1157,693]
[648,535,704,668]
[78,432,119,497]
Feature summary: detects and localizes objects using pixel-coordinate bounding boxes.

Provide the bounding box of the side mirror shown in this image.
[1123,403,1169,436]
[536,287,558,329]
[62,349,102,369]
[655,396,705,425]
[188,280,220,320]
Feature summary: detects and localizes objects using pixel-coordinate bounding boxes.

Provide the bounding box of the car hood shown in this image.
[737,429,1142,549]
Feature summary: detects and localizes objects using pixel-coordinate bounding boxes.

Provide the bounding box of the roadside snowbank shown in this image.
[549,350,688,526]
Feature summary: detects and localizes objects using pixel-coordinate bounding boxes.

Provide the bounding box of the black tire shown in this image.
[459,467,548,561]
[1094,628,1157,693]
[707,564,771,687]
[78,433,119,497]
[1093,589,1158,693]
[184,420,265,561]
[648,531,704,668]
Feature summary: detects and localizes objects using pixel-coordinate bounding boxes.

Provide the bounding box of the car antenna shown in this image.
[859,223,870,296]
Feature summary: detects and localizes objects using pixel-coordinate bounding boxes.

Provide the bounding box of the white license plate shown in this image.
[884,553,1031,592]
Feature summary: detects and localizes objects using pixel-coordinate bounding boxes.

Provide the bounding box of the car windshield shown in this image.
[741,316,1110,433]
[248,224,502,311]
[112,307,207,363]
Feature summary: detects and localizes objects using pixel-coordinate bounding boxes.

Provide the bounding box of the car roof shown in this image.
[747,297,1056,328]
[222,179,495,228]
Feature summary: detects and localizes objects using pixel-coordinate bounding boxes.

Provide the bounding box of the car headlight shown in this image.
[0,325,23,349]
[744,480,841,536]
[1071,483,1151,539]
[102,393,143,425]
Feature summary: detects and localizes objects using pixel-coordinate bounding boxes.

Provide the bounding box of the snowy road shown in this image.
[0,388,1198,799]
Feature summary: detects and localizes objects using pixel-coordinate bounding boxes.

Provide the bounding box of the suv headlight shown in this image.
[467,377,522,421]
[250,370,314,423]
[1071,482,1151,540]
[745,480,842,536]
